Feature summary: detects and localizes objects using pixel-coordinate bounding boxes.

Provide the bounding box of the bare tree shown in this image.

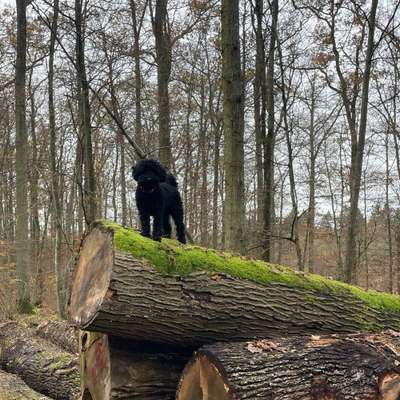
[221,0,245,252]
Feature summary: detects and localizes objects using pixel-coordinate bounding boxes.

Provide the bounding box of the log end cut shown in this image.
[177,354,233,400]
[69,227,114,327]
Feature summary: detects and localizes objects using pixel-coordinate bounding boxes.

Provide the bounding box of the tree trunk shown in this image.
[263,0,279,261]
[75,0,96,225]
[35,319,78,354]
[177,331,400,400]
[49,0,65,318]
[129,0,145,148]
[221,0,245,253]
[15,0,31,312]
[28,70,41,305]
[0,370,51,400]
[153,0,172,169]
[79,331,187,400]
[344,0,378,284]
[69,222,400,349]
[0,321,80,399]
[252,0,266,251]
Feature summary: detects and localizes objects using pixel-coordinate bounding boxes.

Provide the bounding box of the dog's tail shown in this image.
[166,174,178,187]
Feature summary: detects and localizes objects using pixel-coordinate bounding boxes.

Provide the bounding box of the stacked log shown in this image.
[0,321,80,399]
[177,332,400,400]
[0,370,52,400]
[70,222,400,344]
[68,221,400,399]
[79,331,188,399]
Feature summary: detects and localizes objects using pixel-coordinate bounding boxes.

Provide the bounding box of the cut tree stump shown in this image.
[0,321,80,399]
[69,221,400,348]
[79,331,188,400]
[177,331,400,400]
[0,370,52,400]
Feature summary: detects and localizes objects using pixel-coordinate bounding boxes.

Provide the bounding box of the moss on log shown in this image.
[0,321,80,399]
[0,370,52,400]
[177,331,400,400]
[69,221,400,348]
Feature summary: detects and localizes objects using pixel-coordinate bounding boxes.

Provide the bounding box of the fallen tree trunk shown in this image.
[177,331,400,400]
[18,315,78,354]
[0,370,52,400]
[0,321,80,399]
[35,319,78,354]
[69,221,400,348]
[79,331,188,399]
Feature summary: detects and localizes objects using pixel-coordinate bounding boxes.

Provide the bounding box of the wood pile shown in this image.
[0,319,80,399]
[66,221,400,399]
[2,220,400,399]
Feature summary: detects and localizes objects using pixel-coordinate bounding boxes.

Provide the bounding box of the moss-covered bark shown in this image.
[69,221,400,348]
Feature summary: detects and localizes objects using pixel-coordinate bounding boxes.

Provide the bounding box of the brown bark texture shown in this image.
[0,370,51,400]
[69,224,400,349]
[0,321,80,399]
[35,319,78,354]
[177,331,400,400]
[79,331,188,400]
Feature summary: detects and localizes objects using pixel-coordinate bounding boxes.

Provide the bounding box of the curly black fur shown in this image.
[132,159,186,243]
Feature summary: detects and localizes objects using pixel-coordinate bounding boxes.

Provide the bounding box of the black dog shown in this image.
[132,159,186,244]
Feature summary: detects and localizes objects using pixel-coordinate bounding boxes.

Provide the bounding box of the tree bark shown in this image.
[79,331,188,399]
[153,0,172,169]
[263,0,279,262]
[0,321,80,399]
[177,331,400,400]
[75,0,97,225]
[69,222,400,349]
[0,370,51,400]
[344,0,378,284]
[221,0,245,253]
[49,0,66,318]
[15,0,31,312]
[35,319,78,354]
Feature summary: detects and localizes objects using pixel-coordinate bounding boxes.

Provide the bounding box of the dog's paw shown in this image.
[152,236,162,242]
[140,232,151,238]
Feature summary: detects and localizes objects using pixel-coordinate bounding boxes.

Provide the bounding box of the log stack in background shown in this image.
[68,221,400,399]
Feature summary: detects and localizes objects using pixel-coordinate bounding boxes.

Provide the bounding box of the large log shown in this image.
[69,221,400,348]
[177,331,400,400]
[20,314,78,354]
[79,331,188,399]
[35,319,78,354]
[0,370,52,400]
[0,321,80,399]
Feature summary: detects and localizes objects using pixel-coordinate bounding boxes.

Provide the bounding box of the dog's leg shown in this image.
[163,214,172,238]
[171,206,186,244]
[139,211,151,238]
[152,209,163,242]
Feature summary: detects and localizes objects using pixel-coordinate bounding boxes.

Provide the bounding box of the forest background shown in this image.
[0,0,399,317]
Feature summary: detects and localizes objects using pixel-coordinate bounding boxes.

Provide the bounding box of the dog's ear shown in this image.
[132,164,139,181]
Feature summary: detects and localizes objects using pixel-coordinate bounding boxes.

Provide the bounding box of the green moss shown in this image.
[98,220,400,314]
[47,352,74,371]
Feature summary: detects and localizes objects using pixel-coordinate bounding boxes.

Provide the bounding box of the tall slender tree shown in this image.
[75,0,96,225]
[15,0,31,312]
[344,0,379,283]
[221,0,245,252]
[263,0,279,261]
[152,0,172,169]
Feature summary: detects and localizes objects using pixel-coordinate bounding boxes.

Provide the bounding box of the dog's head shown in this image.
[132,159,167,194]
